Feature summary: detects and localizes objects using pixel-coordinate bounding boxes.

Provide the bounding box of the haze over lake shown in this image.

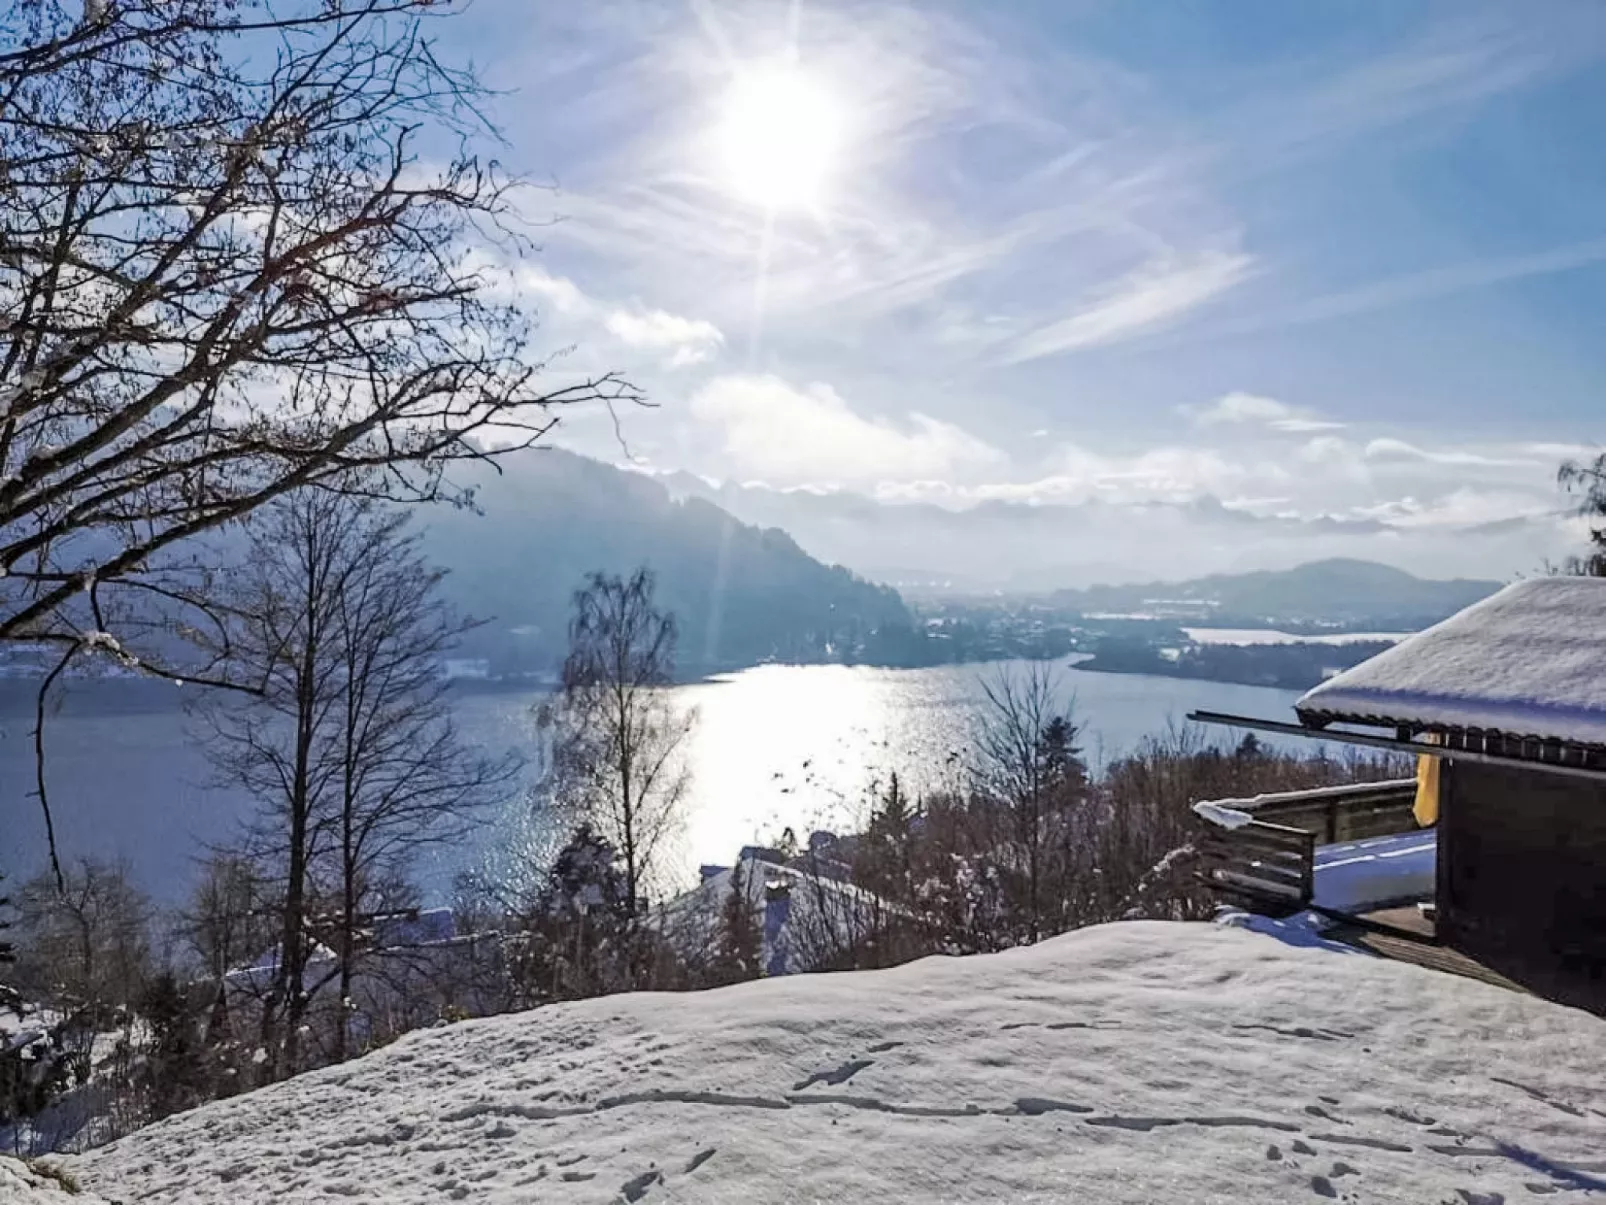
[0,659,1321,905]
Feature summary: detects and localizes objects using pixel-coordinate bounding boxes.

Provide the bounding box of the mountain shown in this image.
[418,450,921,676]
[1050,558,1503,628]
[653,475,1564,594]
[59,922,1606,1204]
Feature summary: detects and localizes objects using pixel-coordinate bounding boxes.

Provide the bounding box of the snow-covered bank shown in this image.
[71,921,1606,1204]
[0,1156,106,1203]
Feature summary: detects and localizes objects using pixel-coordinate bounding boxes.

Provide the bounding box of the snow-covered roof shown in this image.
[1297,577,1606,748]
[659,854,899,976]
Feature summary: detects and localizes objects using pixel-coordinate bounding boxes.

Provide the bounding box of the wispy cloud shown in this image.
[1236,9,1606,160]
[1185,392,1344,433]
[1214,237,1606,337]
[1004,251,1252,363]
[1363,438,1543,469]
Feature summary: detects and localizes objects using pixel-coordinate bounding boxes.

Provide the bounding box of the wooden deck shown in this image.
[1330,910,1533,996]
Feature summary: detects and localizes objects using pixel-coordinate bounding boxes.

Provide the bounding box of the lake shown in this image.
[0,660,1318,905]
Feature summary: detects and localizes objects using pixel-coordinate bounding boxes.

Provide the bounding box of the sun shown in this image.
[713,62,845,211]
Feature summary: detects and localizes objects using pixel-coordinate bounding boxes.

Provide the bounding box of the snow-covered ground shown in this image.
[1184,627,1412,646]
[1,1155,107,1203]
[62,921,1606,1204]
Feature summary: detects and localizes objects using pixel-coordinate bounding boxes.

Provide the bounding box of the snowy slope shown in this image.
[70,922,1606,1204]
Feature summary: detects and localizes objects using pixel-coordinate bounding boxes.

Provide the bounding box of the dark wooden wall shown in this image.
[1439,761,1606,1010]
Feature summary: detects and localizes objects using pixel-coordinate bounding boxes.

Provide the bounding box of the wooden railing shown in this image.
[1230,779,1417,844]
[1193,779,1418,915]
[1195,820,1316,916]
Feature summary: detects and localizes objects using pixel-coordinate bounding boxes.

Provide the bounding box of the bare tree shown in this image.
[973,662,1086,943]
[200,488,511,1076]
[0,872,19,1018]
[12,859,151,1028]
[1560,453,1606,576]
[183,853,275,986]
[319,505,516,1059]
[544,569,694,920]
[180,850,276,1048]
[0,0,636,878]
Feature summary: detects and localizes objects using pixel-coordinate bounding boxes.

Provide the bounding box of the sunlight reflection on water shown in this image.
[0,660,1317,903]
[460,658,1316,897]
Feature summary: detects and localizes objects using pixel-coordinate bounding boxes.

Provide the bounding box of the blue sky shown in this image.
[442,0,1606,580]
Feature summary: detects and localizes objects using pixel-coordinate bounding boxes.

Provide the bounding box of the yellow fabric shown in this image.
[1413,736,1441,827]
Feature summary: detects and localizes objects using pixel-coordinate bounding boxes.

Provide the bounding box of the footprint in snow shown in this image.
[684,1149,716,1175]
[620,1170,663,1202]
[793,1058,874,1091]
[1382,1104,1437,1126]
[1310,1174,1337,1198]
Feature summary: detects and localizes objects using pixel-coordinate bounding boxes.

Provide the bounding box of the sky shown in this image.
[443,0,1606,586]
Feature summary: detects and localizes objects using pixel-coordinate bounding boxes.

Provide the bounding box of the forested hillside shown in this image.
[421,450,923,675]
[1052,558,1501,628]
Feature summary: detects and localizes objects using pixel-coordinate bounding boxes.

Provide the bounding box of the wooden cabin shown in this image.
[1194,576,1606,1012]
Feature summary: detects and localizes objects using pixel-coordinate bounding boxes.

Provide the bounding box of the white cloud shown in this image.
[517,266,589,315]
[604,309,724,364]
[961,442,1276,507]
[501,264,724,369]
[1348,487,1559,530]
[1188,392,1345,433]
[689,374,1004,486]
[1004,251,1253,363]
[1297,435,1367,474]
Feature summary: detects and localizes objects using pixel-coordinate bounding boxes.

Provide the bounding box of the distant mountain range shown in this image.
[652,473,1561,593]
[1048,558,1504,629]
[417,451,1502,677]
[418,450,923,676]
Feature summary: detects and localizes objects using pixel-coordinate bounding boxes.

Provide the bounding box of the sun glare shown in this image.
[714,63,844,211]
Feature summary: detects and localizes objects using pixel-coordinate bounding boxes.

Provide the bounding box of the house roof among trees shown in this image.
[1296,577,1606,749]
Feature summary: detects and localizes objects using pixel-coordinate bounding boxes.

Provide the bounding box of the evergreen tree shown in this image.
[862,774,918,902]
[713,861,762,985]
[516,824,641,1003]
[1560,454,1606,576]
[868,774,915,844]
[1040,717,1089,801]
[139,973,212,1122]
